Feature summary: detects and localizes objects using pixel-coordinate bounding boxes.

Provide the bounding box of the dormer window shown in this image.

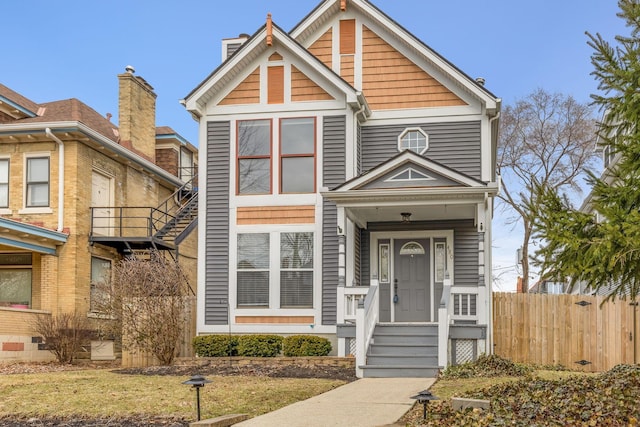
[398,128,428,154]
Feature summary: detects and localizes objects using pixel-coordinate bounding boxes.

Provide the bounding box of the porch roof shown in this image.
[0,218,68,255]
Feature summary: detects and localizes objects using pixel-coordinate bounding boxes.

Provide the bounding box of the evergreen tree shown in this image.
[533,0,640,301]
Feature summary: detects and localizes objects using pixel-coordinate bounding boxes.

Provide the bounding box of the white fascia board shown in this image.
[290,0,336,40]
[0,121,184,188]
[322,185,499,204]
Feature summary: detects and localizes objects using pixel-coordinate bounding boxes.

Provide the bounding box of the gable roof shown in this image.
[183,21,368,116]
[333,150,488,192]
[291,0,499,112]
[0,84,39,119]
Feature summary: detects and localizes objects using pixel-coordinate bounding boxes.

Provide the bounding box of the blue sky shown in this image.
[3,1,628,291]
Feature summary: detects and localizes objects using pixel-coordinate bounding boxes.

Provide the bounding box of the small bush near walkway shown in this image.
[283,335,331,357]
[194,334,331,358]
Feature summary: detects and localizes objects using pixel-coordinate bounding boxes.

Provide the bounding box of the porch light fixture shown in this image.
[410,390,439,420]
[401,212,412,223]
[182,374,212,421]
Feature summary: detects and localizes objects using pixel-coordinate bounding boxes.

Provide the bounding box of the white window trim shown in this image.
[22,152,51,210]
[232,224,318,317]
[451,286,479,320]
[398,127,429,155]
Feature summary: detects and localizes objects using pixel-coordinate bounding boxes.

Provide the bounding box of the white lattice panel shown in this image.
[455,339,475,364]
[349,338,357,357]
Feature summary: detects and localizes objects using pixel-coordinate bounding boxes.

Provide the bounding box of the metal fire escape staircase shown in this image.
[89,175,198,257]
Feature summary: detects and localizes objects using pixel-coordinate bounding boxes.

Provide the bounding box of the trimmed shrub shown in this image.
[237,334,283,357]
[192,335,238,357]
[283,335,332,357]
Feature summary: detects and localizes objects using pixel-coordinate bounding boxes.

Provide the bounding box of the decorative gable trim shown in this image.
[385,167,435,183]
[333,150,487,192]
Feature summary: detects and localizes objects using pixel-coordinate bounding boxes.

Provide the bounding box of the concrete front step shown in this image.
[368,343,437,356]
[360,365,441,378]
[366,354,438,366]
[372,333,438,345]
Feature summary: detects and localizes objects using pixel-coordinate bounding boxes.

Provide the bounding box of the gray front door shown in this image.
[394,238,430,322]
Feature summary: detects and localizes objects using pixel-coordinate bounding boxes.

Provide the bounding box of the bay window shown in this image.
[280,118,315,193]
[237,120,271,194]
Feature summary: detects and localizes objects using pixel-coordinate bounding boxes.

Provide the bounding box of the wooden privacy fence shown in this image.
[493,293,639,372]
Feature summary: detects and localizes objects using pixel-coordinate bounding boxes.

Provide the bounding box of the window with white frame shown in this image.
[453,293,477,317]
[0,159,9,208]
[237,233,270,307]
[237,120,271,195]
[237,231,314,309]
[398,128,428,154]
[90,256,112,313]
[280,118,315,193]
[26,156,50,207]
[280,232,313,307]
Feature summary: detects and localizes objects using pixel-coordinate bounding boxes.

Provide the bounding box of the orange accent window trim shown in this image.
[236,119,273,195]
[279,117,316,194]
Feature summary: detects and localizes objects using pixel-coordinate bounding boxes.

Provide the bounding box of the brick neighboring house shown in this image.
[0,69,198,362]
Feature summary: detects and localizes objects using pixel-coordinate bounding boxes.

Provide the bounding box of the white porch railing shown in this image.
[355,279,379,378]
[438,276,452,368]
[336,286,369,322]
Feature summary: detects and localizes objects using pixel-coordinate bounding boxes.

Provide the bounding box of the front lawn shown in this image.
[0,368,346,425]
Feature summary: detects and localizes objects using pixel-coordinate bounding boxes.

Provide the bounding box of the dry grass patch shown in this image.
[0,369,346,421]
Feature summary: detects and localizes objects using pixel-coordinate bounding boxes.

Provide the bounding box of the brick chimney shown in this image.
[118,66,156,162]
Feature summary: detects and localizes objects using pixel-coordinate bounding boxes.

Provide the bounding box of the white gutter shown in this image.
[45,128,65,232]
[0,122,184,188]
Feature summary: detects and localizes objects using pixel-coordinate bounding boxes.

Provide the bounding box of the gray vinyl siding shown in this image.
[366,220,479,287]
[356,123,362,175]
[361,121,482,180]
[360,228,370,286]
[354,226,361,286]
[322,115,346,325]
[205,121,231,325]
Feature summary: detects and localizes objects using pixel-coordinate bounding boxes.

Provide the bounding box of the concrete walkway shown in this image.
[233,377,436,427]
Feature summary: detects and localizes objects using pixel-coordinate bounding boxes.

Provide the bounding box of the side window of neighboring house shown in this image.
[180,148,194,182]
[90,256,112,313]
[0,253,33,309]
[237,120,272,195]
[26,156,50,207]
[0,159,9,208]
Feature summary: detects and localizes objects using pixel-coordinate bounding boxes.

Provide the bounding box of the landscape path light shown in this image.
[182,374,212,421]
[410,389,439,421]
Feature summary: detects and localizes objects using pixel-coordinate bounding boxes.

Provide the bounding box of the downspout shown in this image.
[45,128,64,232]
[487,111,500,356]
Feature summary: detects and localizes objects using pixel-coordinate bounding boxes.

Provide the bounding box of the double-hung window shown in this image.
[280,118,315,193]
[237,120,271,194]
[90,257,112,313]
[280,232,313,307]
[237,232,314,309]
[0,253,33,309]
[0,159,9,208]
[237,233,270,307]
[26,157,50,207]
